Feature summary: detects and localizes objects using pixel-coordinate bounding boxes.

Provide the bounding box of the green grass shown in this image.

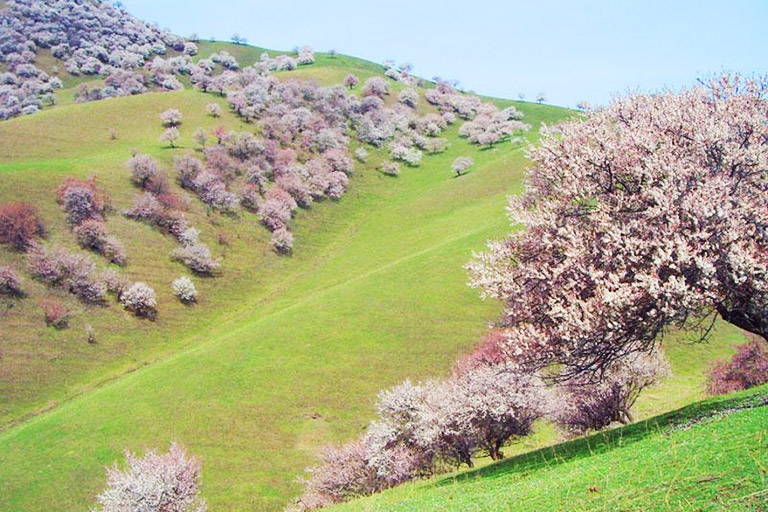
[333,385,768,512]
[0,53,751,512]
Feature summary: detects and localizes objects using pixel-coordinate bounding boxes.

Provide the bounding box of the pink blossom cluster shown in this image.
[26,245,106,304]
[707,337,768,395]
[292,359,549,510]
[458,104,530,147]
[58,176,126,265]
[0,0,179,117]
[93,442,206,512]
[467,74,768,378]
[125,153,220,276]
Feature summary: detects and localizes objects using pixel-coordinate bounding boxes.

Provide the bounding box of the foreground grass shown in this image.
[334,385,768,512]
[0,51,749,511]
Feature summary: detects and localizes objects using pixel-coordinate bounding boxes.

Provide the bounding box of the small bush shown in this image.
[74,220,126,265]
[362,77,390,98]
[0,266,24,297]
[102,237,127,266]
[93,442,206,512]
[206,103,221,118]
[160,127,180,147]
[398,88,419,108]
[27,247,106,303]
[451,156,474,176]
[172,276,197,304]
[171,243,220,275]
[74,219,108,250]
[101,268,130,298]
[120,282,157,318]
[344,74,359,89]
[271,227,293,254]
[159,108,183,127]
[0,202,45,251]
[707,338,768,395]
[240,185,262,213]
[379,162,400,177]
[85,324,96,344]
[127,154,159,188]
[40,298,68,328]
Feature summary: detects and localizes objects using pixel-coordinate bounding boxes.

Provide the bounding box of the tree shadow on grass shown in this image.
[432,385,768,488]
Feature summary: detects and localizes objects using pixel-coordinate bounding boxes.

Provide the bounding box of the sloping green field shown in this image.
[0,45,749,511]
[333,386,768,512]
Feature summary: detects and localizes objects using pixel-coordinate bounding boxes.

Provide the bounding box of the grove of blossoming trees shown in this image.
[0,0,179,118]
[467,74,768,379]
[292,328,671,510]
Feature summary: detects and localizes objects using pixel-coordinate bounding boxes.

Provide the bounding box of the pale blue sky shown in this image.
[124,0,767,108]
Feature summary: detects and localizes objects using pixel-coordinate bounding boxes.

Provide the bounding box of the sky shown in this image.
[123,0,767,108]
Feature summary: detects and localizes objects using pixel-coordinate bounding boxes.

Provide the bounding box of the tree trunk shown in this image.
[716,301,768,342]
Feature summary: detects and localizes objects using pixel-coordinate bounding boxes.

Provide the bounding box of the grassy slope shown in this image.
[334,386,768,512]
[0,44,748,511]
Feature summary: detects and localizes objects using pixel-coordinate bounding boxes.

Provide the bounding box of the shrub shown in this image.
[206,103,221,118]
[102,237,127,266]
[102,268,130,298]
[40,298,68,328]
[127,154,159,188]
[290,440,381,511]
[174,155,205,190]
[326,172,349,201]
[194,127,208,148]
[0,266,23,297]
[26,247,106,304]
[146,171,172,196]
[551,350,671,434]
[161,127,180,147]
[159,108,183,127]
[178,227,200,246]
[354,147,368,162]
[362,77,390,98]
[298,46,315,65]
[271,227,293,254]
[184,42,199,56]
[120,282,157,318]
[0,202,45,251]
[707,338,768,395]
[74,219,108,250]
[86,324,96,344]
[125,192,162,222]
[451,156,473,176]
[93,442,206,512]
[398,88,419,108]
[172,276,197,304]
[259,187,297,231]
[58,177,108,225]
[240,185,262,213]
[389,144,422,166]
[423,138,448,154]
[379,162,400,176]
[171,243,220,275]
[323,148,354,175]
[344,74,359,89]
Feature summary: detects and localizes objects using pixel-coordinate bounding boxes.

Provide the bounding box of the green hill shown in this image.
[0,43,748,511]
[331,385,768,512]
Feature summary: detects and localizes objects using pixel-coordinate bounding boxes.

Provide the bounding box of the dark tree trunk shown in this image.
[716,301,768,342]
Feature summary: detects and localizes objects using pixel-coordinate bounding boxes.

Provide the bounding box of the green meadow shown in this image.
[0,43,749,511]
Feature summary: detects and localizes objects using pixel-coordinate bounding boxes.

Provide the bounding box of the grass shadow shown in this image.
[432,385,768,488]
